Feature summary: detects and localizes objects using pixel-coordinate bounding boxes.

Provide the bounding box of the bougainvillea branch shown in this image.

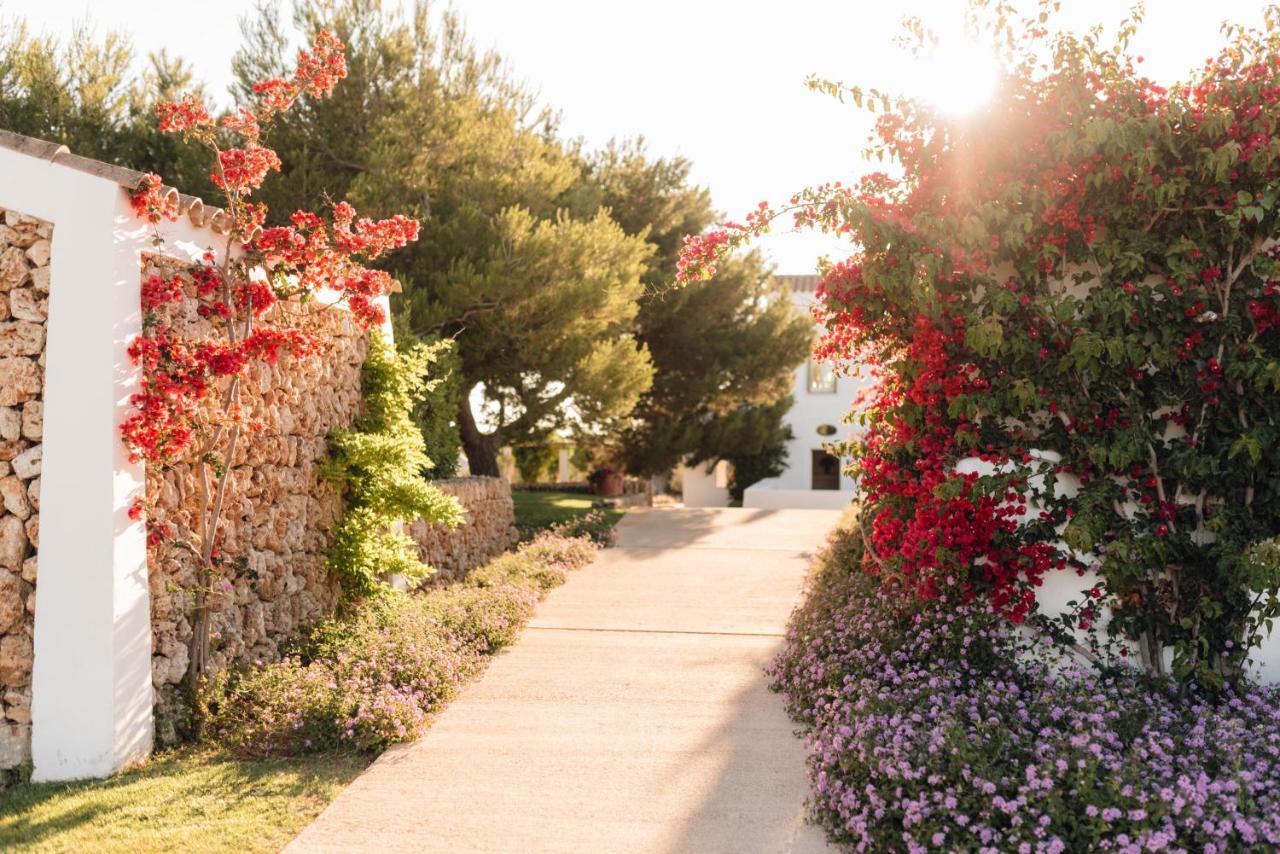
[682,5,1280,688]
[125,30,420,686]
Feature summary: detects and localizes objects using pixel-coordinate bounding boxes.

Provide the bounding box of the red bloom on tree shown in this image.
[123,29,414,684]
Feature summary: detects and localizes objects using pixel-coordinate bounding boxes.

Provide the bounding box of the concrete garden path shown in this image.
[288,507,840,853]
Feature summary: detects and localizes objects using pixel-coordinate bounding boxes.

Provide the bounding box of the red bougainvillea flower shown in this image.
[130,174,180,224]
[673,8,1280,686]
[156,94,214,136]
[211,146,283,193]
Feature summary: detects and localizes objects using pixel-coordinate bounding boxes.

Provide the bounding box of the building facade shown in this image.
[741,274,862,509]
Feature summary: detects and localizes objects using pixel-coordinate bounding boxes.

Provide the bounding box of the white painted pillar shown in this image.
[557,447,571,482]
[29,179,153,781]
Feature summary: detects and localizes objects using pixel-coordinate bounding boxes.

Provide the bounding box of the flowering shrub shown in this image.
[207,531,598,757]
[548,509,621,548]
[683,7,1280,687]
[125,30,427,684]
[771,523,1280,852]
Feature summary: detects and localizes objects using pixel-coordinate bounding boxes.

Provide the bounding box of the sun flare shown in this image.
[916,40,1000,115]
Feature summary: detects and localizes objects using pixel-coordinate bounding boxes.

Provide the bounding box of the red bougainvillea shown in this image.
[125,30,419,684]
[680,7,1280,688]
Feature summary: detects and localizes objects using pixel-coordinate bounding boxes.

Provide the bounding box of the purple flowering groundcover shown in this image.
[768,525,1280,853]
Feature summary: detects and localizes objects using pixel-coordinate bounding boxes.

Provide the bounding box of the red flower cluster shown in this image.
[212,146,282,193]
[123,29,414,535]
[675,229,730,284]
[156,94,213,135]
[331,202,421,259]
[140,274,185,310]
[251,29,347,119]
[130,174,179,224]
[253,201,415,328]
[677,7,1280,686]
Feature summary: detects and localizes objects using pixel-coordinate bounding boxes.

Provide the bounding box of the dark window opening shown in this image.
[812,450,841,490]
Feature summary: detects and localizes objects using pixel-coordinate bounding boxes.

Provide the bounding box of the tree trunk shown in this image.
[458,392,502,477]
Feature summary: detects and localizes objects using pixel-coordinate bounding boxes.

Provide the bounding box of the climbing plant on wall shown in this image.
[680,4,1280,689]
[124,30,429,688]
[322,334,463,598]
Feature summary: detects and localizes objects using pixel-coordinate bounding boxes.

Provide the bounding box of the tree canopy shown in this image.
[234,0,653,475]
[579,140,812,479]
[1,1,813,486]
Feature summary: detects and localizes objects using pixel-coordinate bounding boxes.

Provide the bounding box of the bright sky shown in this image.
[4,0,1276,272]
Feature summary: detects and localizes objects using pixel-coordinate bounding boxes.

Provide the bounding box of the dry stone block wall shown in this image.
[146,256,368,701]
[408,477,517,581]
[0,208,51,768]
[0,232,514,761]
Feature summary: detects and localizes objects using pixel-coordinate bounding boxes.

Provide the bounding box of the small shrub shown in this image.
[206,531,598,757]
[519,528,600,572]
[548,510,620,548]
[206,660,345,757]
[419,584,540,653]
[468,552,568,593]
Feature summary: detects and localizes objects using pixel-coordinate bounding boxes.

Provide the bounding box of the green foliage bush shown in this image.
[513,438,557,484]
[537,510,620,549]
[689,7,1280,688]
[205,531,599,757]
[394,322,463,479]
[322,334,464,597]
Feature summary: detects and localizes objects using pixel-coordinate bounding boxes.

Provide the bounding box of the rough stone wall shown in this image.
[408,477,517,582]
[145,256,368,697]
[0,208,51,768]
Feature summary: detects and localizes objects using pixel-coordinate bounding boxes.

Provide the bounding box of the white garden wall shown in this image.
[0,135,159,780]
[678,460,730,507]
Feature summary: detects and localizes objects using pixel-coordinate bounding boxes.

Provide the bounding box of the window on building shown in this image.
[806,358,836,394]
[812,450,841,490]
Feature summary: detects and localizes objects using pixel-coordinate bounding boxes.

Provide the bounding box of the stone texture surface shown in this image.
[407,477,517,582]
[0,207,49,769]
[145,255,367,701]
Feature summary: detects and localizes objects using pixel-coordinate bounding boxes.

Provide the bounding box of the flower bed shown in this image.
[204,528,598,757]
[770,521,1280,852]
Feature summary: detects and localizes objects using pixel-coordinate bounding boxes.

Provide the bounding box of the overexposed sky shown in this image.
[3,0,1275,271]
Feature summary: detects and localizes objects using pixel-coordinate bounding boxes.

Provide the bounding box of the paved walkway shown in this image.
[288,507,839,853]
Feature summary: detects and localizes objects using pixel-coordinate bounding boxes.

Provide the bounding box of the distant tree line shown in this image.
[0,0,812,491]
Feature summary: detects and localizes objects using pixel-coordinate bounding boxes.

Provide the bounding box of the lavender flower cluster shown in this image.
[768,527,1280,853]
[209,530,599,757]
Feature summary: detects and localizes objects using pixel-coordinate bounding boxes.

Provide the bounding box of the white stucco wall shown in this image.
[0,144,157,780]
[678,460,730,508]
[953,452,1280,683]
[743,485,853,510]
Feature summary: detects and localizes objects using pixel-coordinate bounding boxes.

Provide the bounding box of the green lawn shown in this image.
[0,748,369,853]
[512,490,624,536]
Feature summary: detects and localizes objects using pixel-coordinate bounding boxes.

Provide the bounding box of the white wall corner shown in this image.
[28,173,153,781]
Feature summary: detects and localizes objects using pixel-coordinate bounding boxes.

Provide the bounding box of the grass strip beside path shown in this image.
[0,748,368,853]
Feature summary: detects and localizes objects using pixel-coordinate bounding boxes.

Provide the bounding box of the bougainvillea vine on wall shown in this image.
[125,30,423,688]
[681,5,1280,688]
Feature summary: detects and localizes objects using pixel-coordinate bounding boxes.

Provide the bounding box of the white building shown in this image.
[680,274,864,509]
[738,274,862,509]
